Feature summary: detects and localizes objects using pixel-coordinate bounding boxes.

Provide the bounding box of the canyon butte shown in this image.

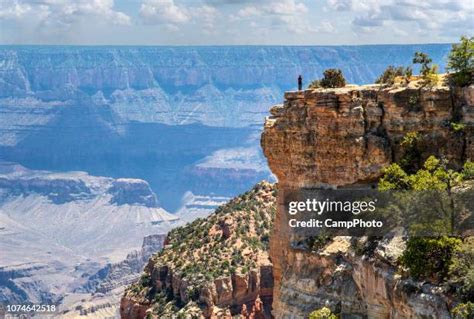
[122,78,473,318]
[261,79,473,318]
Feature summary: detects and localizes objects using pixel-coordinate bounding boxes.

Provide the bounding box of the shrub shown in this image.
[400,131,420,147]
[378,163,409,191]
[408,94,419,108]
[400,236,462,281]
[186,286,200,301]
[424,65,440,87]
[413,52,439,86]
[450,122,466,133]
[309,307,338,319]
[305,235,331,251]
[404,67,413,82]
[450,238,474,301]
[139,274,150,287]
[308,79,321,89]
[376,65,412,85]
[382,154,459,192]
[380,157,467,282]
[462,161,474,179]
[413,52,433,76]
[451,302,474,319]
[399,131,422,173]
[320,69,346,88]
[222,260,230,269]
[447,36,474,87]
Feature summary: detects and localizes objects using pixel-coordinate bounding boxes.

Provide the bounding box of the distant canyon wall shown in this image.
[0,45,451,130]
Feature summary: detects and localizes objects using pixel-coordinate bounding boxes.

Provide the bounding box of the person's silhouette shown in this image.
[298,75,302,91]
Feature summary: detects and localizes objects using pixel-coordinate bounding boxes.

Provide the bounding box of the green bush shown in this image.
[413,52,433,76]
[400,236,461,281]
[308,79,321,89]
[308,69,346,89]
[463,161,474,179]
[139,274,150,287]
[447,36,474,87]
[424,65,440,87]
[404,67,413,82]
[451,302,474,319]
[399,131,422,173]
[450,238,474,300]
[380,157,467,282]
[378,163,409,191]
[451,122,466,133]
[317,69,346,88]
[413,52,439,86]
[304,235,330,251]
[309,307,338,319]
[376,65,412,85]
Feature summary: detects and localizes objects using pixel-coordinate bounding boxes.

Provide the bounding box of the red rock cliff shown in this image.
[261,83,474,318]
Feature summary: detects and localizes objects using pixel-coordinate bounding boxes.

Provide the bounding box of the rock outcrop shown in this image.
[263,83,473,188]
[81,234,167,294]
[261,83,474,318]
[121,182,276,318]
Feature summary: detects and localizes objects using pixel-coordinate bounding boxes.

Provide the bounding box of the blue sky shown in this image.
[0,0,472,45]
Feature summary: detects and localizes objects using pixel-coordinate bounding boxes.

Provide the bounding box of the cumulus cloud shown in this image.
[0,0,131,26]
[1,0,470,44]
[327,0,352,11]
[139,0,189,25]
[192,5,218,32]
[138,0,220,34]
[326,0,474,37]
[233,0,323,34]
[237,0,307,17]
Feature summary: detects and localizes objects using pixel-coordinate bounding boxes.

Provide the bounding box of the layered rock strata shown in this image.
[261,83,474,318]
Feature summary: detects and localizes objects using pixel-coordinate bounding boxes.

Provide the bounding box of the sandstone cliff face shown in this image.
[121,182,276,319]
[263,84,472,188]
[261,83,474,318]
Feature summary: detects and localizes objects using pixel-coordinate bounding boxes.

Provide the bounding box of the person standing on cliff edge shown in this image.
[298,75,303,91]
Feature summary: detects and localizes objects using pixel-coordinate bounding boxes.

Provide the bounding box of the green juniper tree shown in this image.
[413,52,439,86]
[447,36,474,86]
[309,69,346,89]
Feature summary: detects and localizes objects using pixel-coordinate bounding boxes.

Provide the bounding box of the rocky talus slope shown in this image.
[120,182,276,318]
[261,82,474,318]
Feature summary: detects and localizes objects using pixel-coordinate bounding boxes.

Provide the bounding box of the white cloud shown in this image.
[267,0,307,15]
[326,0,474,37]
[235,0,313,34]
[0,0,131,26]
[139,0,220,34]
[0,1,30,19]
[192,5,217,32]
[326,0,379,12]
[1,0,471,45]
[237,6,261,18]
[139,0,189,25]
[327,0,352,11]
[318,20,336,33]
[237,0,307,17]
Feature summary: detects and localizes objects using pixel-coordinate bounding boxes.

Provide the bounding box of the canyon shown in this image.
[261,81,474,318]
[0,45,451,210]
[0,161,178,315]
[0,45,456,317]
